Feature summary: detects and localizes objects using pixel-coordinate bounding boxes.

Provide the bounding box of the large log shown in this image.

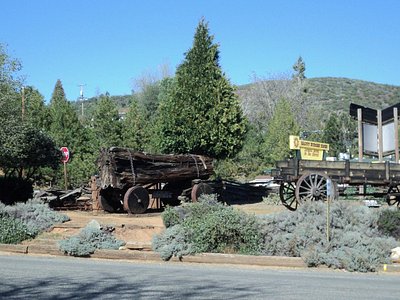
[98,147,214,189]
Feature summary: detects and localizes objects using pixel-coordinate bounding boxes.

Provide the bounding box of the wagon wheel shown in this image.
[386,185,400,207]
[99,188,123,213]
[279,182,298,211]
[160,183,184,206]
[191,182,213,202]
[295,172,337,203]
[123,186,149,214]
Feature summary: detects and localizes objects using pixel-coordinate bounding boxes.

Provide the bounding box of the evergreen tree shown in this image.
[323,113,354,157]
[137,81,161,119]
[264,98,299,163]
[121,96,146,150]
[48,79,97,187]
[293,56,306,81]
[322,113,344,157]
[214,123,268,179]
[23,86,50,131]
[49,80,81,147]
[156,19,246,158]
[91,92,122,148]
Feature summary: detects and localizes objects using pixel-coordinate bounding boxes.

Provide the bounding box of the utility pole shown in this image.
[21,86,25,121]
[78,84,86,117]
[21,86,25,178]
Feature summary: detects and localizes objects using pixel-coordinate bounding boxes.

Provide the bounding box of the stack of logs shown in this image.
[98,147,214,189]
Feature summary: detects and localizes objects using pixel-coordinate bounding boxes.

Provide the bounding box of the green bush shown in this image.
[0,177,33,205]
[260,202,397,272]
[59,220,125,257]
[377,208,400,240]
[0,214,32,244]
[161,206,182,228]
[153,195,263,260]
[152,224,194,261]
[2,199,70,236]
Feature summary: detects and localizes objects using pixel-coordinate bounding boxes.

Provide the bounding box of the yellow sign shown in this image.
[289,135,329,161]
[300,148,324,160]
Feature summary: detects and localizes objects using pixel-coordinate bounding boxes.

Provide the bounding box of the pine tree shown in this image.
[293,56,306,82]
[48,79,97,187]
[323,114,342,157]
[323,113,349,157]
[121,96,147,150]
[91,92,122,148]
[49,80,81,147]
[264,98,300,163]
[156,19,246,158]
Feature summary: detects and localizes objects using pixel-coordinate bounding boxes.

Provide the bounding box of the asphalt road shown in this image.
[1,254,399,299]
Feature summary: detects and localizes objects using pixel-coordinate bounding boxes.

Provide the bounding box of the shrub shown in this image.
[59,220,125,257]
[154,194,263,260]
[161,206,182,228]
[152,224,194,261]
[2,199,70,236]
[260,201,397,272]
[377,208,400,240]
[0,177,33,205]
[184,204,262,254]
[0,214,32,244]
[262,193,280,205]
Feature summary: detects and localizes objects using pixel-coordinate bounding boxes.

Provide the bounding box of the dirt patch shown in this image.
[232,202,286,215]
[27,202,284,248]
[56,210,165,245]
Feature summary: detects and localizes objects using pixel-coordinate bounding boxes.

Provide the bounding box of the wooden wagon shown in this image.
[273,157,400,211]
[97,147,214,214]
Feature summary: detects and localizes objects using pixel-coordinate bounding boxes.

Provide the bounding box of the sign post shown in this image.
[326,178,332,242]
[60,147,70,190]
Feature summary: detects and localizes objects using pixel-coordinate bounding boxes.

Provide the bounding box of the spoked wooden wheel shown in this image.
[295,172,336,203]
[123,186,149,214]
[279,182,298,211]
[386,185,400,207]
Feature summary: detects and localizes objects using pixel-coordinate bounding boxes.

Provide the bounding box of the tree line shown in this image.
[0,19,356,192]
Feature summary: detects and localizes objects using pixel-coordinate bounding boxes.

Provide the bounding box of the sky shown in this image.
[1,0,400,102]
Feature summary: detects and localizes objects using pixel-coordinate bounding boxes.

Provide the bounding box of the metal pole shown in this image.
[64,161,68,191]
[326,179,331,243]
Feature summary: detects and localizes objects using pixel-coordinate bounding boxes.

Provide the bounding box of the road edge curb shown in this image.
[0,243,399,272]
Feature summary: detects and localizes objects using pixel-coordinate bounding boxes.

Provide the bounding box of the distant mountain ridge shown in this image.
[72,77,400,121]
[303,77,400,113]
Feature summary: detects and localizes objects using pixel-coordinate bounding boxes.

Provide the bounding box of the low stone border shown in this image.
[0,243,399,272]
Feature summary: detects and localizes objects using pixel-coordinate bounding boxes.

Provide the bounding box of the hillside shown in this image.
[304,77,400,113]
[70,77,400,122]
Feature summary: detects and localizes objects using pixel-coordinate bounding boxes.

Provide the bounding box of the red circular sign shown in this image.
[60,147,70,163]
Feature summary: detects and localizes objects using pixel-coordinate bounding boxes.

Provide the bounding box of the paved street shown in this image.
[1,254,399,299]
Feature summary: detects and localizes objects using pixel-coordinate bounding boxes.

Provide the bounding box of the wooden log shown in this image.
[98,147,214,189]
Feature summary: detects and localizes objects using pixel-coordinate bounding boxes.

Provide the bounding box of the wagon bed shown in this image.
[273,158,400,210]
